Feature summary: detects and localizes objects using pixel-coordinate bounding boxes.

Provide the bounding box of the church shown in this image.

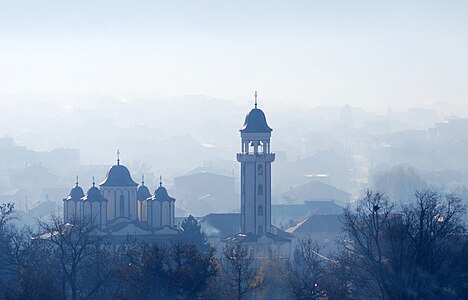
[63,156,179,242]
[63,93,291,255]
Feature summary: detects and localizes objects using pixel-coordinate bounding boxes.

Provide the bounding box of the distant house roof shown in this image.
[304,201,344,215]
[176,167,234,179]
[99,164,138,187]
[199,213,240,238]
[284,181,350,204]
[286,214,343,234]
[273,201,343,217]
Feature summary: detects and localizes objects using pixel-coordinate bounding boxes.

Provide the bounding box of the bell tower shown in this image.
[237,92,275,236]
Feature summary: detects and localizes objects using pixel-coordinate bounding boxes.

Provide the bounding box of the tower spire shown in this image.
[117,149,120,165]
[75,175,79,187]
[254,91,258,109]
[159,175,162,187]
[142,174,145,186]
[92,176,95,187]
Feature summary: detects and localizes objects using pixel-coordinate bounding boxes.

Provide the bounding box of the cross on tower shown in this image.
[75,175,79,187]
[117,149,120,165]
[92,176,95,187]
[159,175,163,187]
[254,91,258,109]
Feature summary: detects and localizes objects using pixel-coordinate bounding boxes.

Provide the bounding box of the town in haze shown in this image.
[1,1,467,299]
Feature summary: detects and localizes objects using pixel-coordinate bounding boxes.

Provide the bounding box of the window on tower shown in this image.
[258,205,264,216]
[258,165,263,175]
[119,195,125,217]
[258,185,263,196]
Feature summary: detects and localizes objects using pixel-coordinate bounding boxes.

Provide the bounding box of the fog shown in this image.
[1,93,468,221]
[1,0,468,219]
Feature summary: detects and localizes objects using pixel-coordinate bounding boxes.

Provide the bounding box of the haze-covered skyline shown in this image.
[1,1,468,112]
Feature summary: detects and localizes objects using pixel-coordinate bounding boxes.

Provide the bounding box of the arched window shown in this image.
[257,165,263,175]
[119,195,125,217]
[257,184,263,196]
[258,205,264,216]
[258,225,263,235]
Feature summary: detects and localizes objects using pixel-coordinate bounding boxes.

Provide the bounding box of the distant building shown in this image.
[174,167,238,216]
[63,156,178,243]
[286,214,343,254]
[224,94,291,258]
[282,180,351,204]
[272,200,343,229]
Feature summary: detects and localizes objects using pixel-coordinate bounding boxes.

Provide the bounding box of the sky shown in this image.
[1,0,468,112]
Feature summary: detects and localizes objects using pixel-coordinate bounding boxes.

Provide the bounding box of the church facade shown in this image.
[63,158,178,242]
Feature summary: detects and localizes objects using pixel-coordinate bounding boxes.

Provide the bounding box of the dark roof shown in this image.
[99,164,138,187]
[148,185,175,202]
[82,186,106,202]
[199,213,241,238]
[137,184,151,201]
[287,214,342,234]
[240,108,272,133]
[64,184,85,201]
[284,181,350,204]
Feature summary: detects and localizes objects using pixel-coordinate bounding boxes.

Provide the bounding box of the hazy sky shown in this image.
[1,1,468,111]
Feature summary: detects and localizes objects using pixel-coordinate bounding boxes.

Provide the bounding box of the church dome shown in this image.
[65,184,84,201]
[149,179,175,202]
[82,186,106,202]
[137,184,151,201]
[99,164,138,187]
[240,108,272,133]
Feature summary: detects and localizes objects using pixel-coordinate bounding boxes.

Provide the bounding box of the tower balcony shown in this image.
[237,153,275,162]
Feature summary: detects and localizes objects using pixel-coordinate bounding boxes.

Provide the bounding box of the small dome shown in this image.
[65,184,84,201]
[99,164,138,187]
[148,184,175,202]
[240,108,272,133]
[82,186,106,202]
[137,185,151,201]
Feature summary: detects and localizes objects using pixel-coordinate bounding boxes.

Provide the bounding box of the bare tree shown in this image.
[38,215,108,300]
[283,237,328,300]
[339,189,467,299]
[222,243,264,300]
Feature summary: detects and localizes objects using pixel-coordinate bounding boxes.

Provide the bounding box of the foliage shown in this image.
[179,215,211,253]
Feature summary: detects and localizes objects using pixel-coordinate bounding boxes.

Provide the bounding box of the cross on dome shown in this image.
[117,149,120,165]
[254,91,258,109]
